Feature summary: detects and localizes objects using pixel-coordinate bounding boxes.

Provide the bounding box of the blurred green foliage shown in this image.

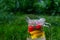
[0,13,60,40]
[0,0,60,15]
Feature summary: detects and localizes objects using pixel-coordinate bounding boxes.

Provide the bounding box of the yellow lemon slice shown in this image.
[30,31,45,39]
[30,30,41,35]
[31,32,42,39]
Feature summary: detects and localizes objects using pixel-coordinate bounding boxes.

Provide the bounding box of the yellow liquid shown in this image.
[29,30,45,39]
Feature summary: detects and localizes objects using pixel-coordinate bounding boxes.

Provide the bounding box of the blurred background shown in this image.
[0,0,60,40]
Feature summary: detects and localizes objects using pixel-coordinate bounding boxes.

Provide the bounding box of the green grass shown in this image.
[0,13,60,40]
